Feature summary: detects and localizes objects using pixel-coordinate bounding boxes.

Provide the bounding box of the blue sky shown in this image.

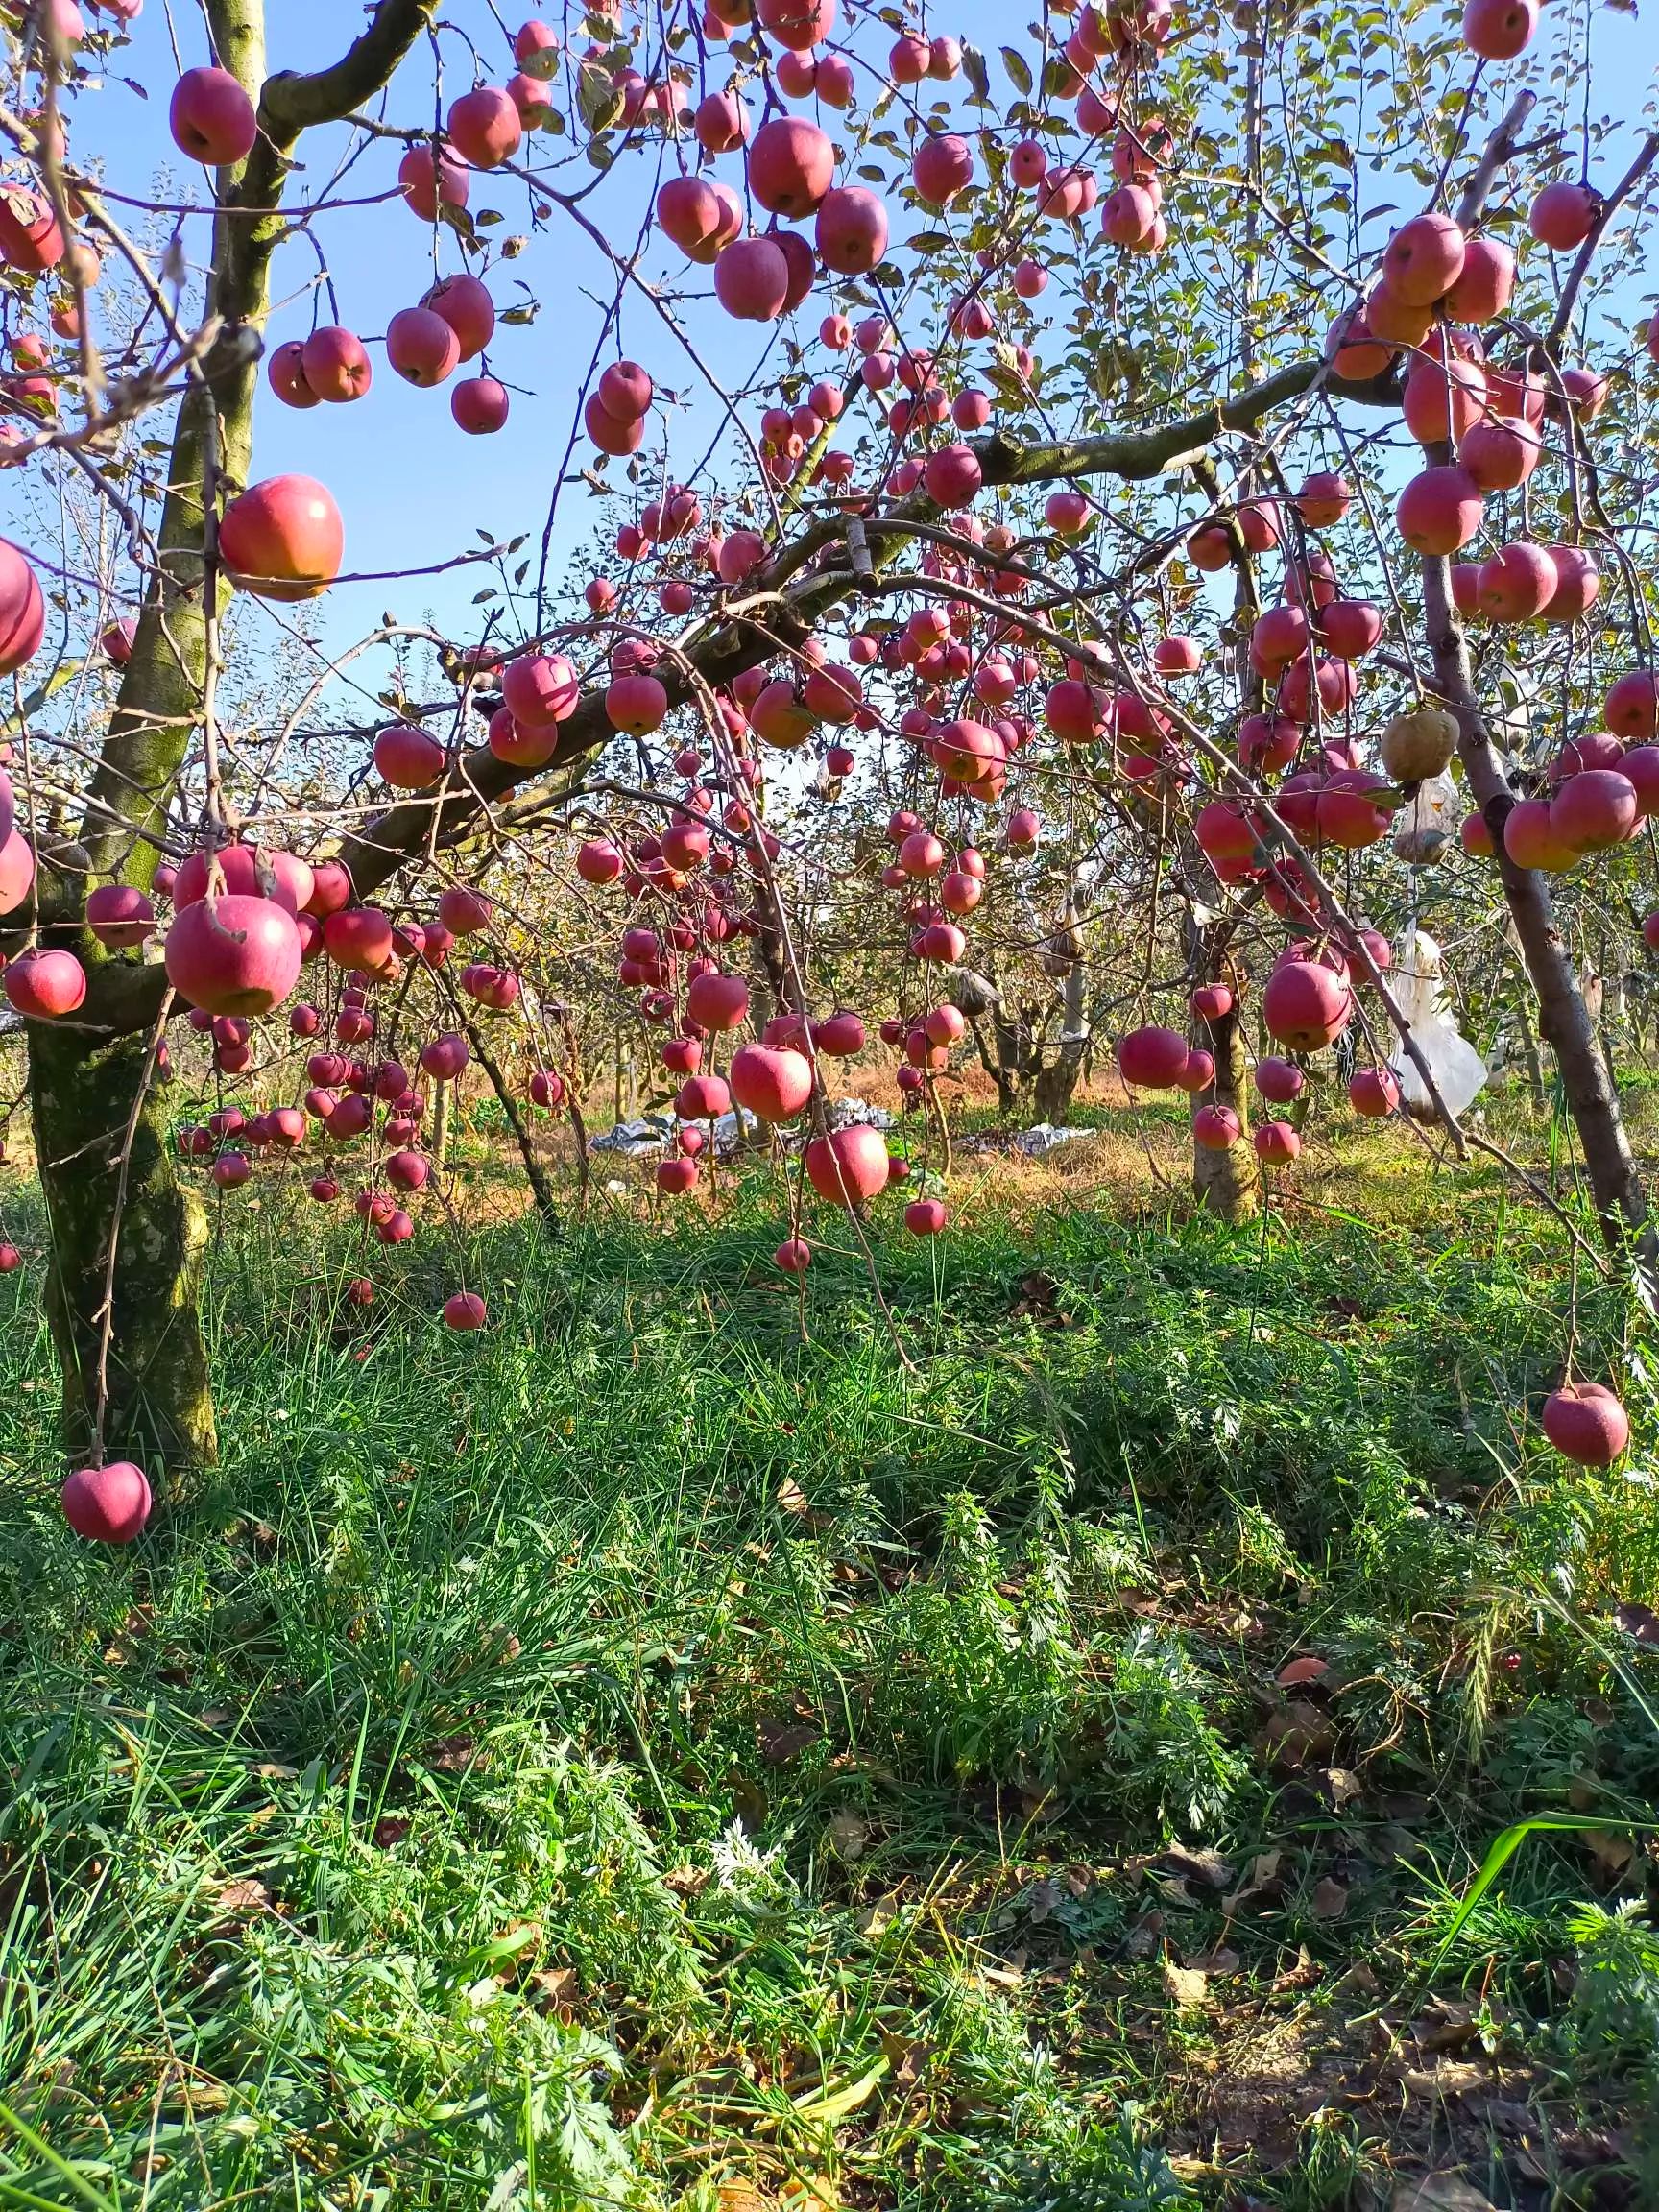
[4,0,1654,670]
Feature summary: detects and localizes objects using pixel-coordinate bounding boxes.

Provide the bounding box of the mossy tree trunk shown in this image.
[1188,912,1259,1224]
[30,1024,215,1475]
[1032,949,1087,1124]
[21,0,438,1483]
[1192,999,1258,1222]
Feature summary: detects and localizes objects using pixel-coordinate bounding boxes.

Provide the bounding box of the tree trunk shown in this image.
[970,1015,1020,1114]
[1032,1051,1082,1124]
[1032,955,1087,1122]
[1506,949,1547,1109]
[458,1010,559,1223]
[1194,996,1260,1223]
[29,1024,215,1479]
[20,0,439,1482]
[1424,552,1655,1283]
[431,1076,452,1171]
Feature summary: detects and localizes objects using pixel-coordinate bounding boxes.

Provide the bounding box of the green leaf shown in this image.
[1000,44,1032,94]
[577,60,625,134]
[1431,1815,1632,1973]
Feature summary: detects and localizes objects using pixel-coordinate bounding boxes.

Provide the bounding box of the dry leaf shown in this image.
[1391,2167,1498,2206]
[855,1890,900,1936]
[716,2185,772,2212]
[1582,1828,1636,1881]
[1613,1600,1659,1646]
[1123,1911,1165,1959]
[422,1735,478,1773]
[729,1773,768,1829]
[1277,1654,1330,1687]
[1310,1876,1349,1920]
[252,1761,298,1780]
[1162,1959,1209,2008]
[211,1878,270,1921]
[528,1965,580,2017]
[759,1717,823,1765]
[1270,1942,1321,1991]
[777,1477,810,1517]
[1026,1878,1060,1924]
[827,1810,868,1863]
[1186,1944,1241,1974]
[664,1863,710,1897]
[1403,2061,1488,2098]
[779,2177,837,2209]
[1413,1999,1477,2052]
[1154,1842,1235,1889]
[878,2028,928,2087]
[1222,1850,1285,1915]
[1324,1766,1363,1808]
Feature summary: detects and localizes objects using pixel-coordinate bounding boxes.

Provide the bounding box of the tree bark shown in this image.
[1509,962,1547,1110]
[21,0,438,1473]
[30,1023,215,1479]
[1423,552,1655,1282]
[1033,952,1087,1123]
[458,1009,560,1223]
[431,1077,452,1171]
[1193,980,1259,1223]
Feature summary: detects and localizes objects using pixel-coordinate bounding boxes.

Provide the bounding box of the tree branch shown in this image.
[256,0,439,146]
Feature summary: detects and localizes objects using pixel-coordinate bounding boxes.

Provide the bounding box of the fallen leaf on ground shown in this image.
[729,1773,768,1828]
[1154,1842,1235,1889]
[878,2029,928,2087]
[1026,1878,1060,1923]
[1123,1911,1165,1959]
[528,1965,580,2017]
[1186,1944,1240,1974]
[827,1809,867,1862]
[759,1718,823,1765]
[422,1735,478,1773]
[1613,1600,1659,1646]
[1324,1766,1363,1807]
[1310,1876,1349,1920]
[1582,1827,1636,1881]
[1277,1654,1330,1687]
[1223,1850,1284,1915]
[1162,1959,1209,2008]
[211,1878,270,1921]
[855,1890,900,1936]
[1403,2061,1487,2098]
[715,2185,771,2212]
[1270,1943,1320,1991]
[1390,2173,1498,2210]
[1413,1999,1478,2053]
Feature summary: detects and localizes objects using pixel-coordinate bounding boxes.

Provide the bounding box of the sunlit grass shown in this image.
[0,1165,1654,2207]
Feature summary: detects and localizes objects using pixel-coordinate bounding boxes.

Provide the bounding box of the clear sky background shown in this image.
[3,0,1655,672]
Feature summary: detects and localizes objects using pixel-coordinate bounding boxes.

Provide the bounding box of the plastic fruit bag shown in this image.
[1388,927,1487,1118]
[1392,771,1457,864]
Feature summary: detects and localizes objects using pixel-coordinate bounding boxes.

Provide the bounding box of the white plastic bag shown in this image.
[1392,771,1457,864]
[1388,928,1487,1118]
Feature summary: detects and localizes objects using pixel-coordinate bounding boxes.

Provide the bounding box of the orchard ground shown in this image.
[3,1083,1659,2210]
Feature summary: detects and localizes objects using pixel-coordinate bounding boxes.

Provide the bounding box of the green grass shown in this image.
[0,1173,1656,2209]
